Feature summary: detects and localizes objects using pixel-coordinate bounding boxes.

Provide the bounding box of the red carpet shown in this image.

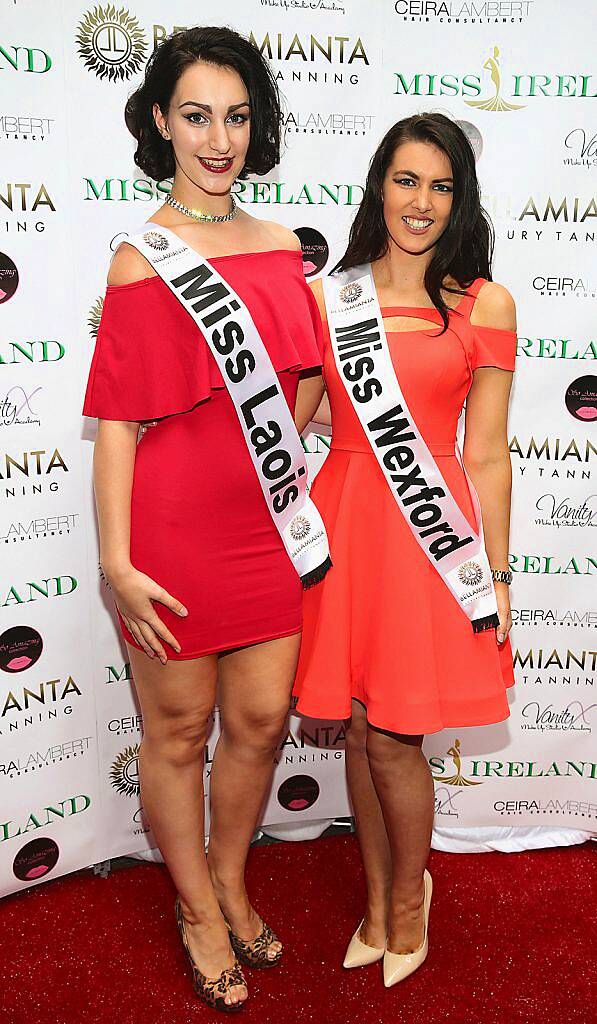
[2,834,595,1024]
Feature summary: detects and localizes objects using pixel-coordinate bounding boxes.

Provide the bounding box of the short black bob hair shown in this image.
[335,112,494,331]
[124,25,281,181]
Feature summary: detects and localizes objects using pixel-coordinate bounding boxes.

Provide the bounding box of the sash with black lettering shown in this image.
[324,264,498,633]
[126,226,331,589]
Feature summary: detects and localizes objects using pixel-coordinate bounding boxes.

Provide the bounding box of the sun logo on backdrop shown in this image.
[76,4,148,82]
[109,744,141,797]
[88,296,103,339]
[465,46,525,112]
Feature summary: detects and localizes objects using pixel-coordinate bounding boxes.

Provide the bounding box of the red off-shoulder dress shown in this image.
[83,249,323,659]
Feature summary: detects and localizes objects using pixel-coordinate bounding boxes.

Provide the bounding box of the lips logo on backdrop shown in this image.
[0,626,43,673]
[277,774,320,811]
[294,227,329,278]
[13,837,59,882]
[110,744,140,797]
[0,252,19,304]
[565,375,597,422]
[76,4,148,81]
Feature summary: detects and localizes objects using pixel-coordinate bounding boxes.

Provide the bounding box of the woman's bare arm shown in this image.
[294,278,330,432]
[94,418,138,580]
[463,282,516,644]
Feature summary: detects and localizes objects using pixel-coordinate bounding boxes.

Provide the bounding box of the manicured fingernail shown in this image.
[497,634,504,643]
[175,647,181,654]
[179,607,188,616]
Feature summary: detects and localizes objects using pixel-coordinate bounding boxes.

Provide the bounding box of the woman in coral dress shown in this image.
[294,113,516,987]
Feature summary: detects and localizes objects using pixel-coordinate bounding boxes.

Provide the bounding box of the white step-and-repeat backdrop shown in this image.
[1,0,595,896]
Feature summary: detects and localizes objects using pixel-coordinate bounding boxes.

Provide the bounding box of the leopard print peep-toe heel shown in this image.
[175,897,247,1012]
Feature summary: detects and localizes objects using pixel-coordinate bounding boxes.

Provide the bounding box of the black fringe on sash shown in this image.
[301,556,333,590]
[472,613,500,634]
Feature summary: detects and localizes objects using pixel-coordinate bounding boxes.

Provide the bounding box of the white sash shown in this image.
[324,264,498,633]
[126,226,331,589]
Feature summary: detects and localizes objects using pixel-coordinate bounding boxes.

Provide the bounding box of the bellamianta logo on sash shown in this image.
[325,264,499,633]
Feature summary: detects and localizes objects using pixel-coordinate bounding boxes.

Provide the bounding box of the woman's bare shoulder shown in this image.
[259,219,302,252]
[107,243,157,287]
[472,281,517,330]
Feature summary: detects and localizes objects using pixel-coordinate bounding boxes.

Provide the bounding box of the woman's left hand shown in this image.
[494,582,512,646]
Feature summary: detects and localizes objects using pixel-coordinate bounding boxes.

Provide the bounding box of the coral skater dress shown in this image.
[294,278,516,735]
[83,249,323,658]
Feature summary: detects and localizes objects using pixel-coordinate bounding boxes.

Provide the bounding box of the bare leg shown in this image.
[127,645,247,1006]
[366,725,434,953]
[207,633,301,959]
[345,700,392,947]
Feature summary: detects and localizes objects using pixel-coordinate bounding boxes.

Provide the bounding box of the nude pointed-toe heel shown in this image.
[383,870,432,988]
[343,920,386,969]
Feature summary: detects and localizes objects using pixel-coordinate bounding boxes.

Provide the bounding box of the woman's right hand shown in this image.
[105,563,188,664]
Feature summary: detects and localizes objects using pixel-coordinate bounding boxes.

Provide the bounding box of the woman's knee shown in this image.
[142,707,212,766]
[366,726,423,771]
[223,698,290,754]
[345,704,368,754]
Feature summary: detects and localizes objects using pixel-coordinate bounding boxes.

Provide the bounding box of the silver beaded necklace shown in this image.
[165,192,237,223]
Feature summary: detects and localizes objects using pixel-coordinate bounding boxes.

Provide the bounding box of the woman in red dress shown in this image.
[83,27,324,1012]
[294,113,516,987]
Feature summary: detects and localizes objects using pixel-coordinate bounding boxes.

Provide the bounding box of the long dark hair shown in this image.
[335,113,494,331]
[125,26,281,181]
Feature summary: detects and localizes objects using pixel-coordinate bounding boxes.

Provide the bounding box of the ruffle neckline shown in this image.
[83,250,323,423]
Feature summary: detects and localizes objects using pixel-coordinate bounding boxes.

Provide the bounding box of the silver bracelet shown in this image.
[491,568,512,585]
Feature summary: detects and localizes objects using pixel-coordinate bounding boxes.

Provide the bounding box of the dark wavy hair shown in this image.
[124,26,281,181]
[335,113,494,331]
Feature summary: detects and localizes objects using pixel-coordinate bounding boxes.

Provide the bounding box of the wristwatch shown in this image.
[491,568,513,585]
